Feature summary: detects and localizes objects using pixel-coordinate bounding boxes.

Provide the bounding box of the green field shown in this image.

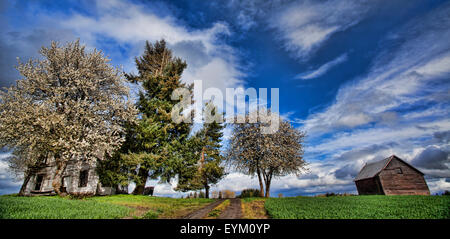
[0,194,213,219]
[265,195,450,219]
[2,194,449,219]
[0,195,131,219]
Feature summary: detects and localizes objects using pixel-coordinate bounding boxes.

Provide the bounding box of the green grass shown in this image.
[0,195,131,219]
[241,197,266,203]
[91,194,213,218]
[265,195,450,219]
[0,194,214,219]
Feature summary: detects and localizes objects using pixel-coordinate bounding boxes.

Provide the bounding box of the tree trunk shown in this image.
[132,167,148,195]
[18,171,32,196]
[205,184,210,199]
[264,171,272,198]
[256,162,264,197]
[201,147,210,199]
[52,160,67,195]
[133,184,145,195]
[265,178,271,198]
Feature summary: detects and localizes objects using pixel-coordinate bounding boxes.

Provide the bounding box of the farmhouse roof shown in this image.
[354,155,423,181]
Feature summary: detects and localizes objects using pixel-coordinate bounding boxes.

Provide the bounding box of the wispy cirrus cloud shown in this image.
[300,2,450,188]
[295,53,348,80]
[270,0,374,60]
[302,3,450,136]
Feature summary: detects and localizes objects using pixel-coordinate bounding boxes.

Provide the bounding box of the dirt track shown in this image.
[218,198,242,219]
[182,198,243,219]
[183,199,225,219]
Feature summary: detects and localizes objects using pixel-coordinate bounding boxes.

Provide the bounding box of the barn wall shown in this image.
[355,177,384,195]
[378,158,430,195]
[24,159,114,196]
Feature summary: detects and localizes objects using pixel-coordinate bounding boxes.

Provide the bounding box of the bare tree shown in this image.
[226,110,307,197]
[0,40,137,195]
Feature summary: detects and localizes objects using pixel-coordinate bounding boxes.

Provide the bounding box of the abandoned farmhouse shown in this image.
[354,155,430,195]
[23,157,116,196]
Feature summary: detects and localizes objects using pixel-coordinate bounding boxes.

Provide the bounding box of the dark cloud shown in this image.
[412,145,449,170]
[334,164,359,179]
[0,25,74,88]
[332,143,401,179]
[0,165,21,195]
[433,130,450,144]
[297,173,319,180]
[0,37,21,88]
[170,40,211,68]
[335,143,396,162]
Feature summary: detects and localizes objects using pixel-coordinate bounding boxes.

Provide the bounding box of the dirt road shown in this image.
[182,198,243,219]
[217,198,242,219]
[182,199,225,219]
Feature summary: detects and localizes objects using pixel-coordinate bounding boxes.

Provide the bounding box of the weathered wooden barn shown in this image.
[354,155,430,195]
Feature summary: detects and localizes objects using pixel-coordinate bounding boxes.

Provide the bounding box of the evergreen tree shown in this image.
[122,40,193,194]
[176,102,225,198]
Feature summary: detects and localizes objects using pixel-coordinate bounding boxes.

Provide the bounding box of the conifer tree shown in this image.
[176,103,225,198]
[122,40,193,194]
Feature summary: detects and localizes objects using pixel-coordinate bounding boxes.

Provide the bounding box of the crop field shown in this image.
[265,195,450,219]
[0,194,213,219]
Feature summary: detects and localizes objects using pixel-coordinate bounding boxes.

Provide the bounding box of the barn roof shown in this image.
[354,155,423,181]
[354,157,391,181]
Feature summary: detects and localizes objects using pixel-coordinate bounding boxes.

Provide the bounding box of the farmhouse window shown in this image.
[79,170,89,187]
[396,168,403,174]
[34,174,44,191]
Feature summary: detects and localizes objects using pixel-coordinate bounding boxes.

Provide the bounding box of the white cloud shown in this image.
[270,0,373,59]
[427,178,450,194]
[296,53,348,80]
[309,119,450,154]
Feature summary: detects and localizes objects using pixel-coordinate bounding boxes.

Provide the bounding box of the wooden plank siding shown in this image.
[355,177,384,195]
[378,158,430,195]
[354,155,430,195]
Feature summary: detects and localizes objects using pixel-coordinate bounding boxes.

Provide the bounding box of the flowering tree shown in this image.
[0,40,137,195]
[226,110,307,197]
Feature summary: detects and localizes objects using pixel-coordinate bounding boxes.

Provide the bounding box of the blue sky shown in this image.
[0,0,449,196]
